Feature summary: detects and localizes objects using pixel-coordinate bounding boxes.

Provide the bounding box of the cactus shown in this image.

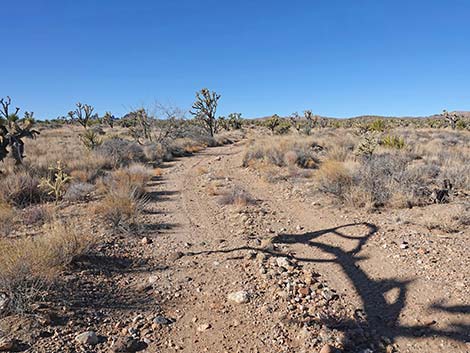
[39,161,72,203]
[190,88,221,137]
[0,96,40,165]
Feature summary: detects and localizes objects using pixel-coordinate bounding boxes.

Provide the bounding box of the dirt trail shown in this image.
[146,141,469,353]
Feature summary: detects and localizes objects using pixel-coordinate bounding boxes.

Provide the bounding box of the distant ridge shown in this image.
[248,111,470,121]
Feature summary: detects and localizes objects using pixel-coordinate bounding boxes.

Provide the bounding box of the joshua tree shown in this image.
[125,108,153,144]
[68,102,97,129]
[442,110,460,130]
[266,114,281,133]
[289,112,303,133]
[0,96,40,164]
[102,112,116,128]
[190,88,221,137]
[228,113,243,130]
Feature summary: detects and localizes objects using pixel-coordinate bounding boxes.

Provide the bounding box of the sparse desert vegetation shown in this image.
[0,97,469,353]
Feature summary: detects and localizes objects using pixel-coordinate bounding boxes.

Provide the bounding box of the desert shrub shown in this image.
[218,187,255,206]
[315,153,434,208]
[456,119,467,130]
[355,133,377,157]
[0,220,92,314]
[79,129,102,150]
[68,153,110,183]
[64,182,95,202]
[0,202,16,236]
[96,164,152,229]
[275,121,291,135]
[316,160,353,199]
[368,119,387,132]
[96,184,148,230]
[168,138,206,156]
[142,143,172,163]
[354,154,432,207]
[381,135,405,149]
[107,164,154,198]
[243,137,319,169]
[95,137,145,167]
[21,204,53,226]
[0,171,45,206]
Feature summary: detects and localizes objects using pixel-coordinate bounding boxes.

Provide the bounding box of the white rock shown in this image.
[75,331,98,346]
[227,290,250,304]
[276,257,291,269]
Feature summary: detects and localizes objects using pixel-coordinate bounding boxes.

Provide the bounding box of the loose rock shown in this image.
[227,291,250,304]
[75,331,98,346]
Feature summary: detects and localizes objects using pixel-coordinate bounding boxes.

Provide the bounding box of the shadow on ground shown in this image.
[184,222,470,345]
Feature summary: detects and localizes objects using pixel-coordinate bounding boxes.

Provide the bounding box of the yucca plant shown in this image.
[80,129,102,150]
[381,135,405,149]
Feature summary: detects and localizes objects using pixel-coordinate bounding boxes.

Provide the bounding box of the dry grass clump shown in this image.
[67,153,110,183]
[218,187,255,207]
[0,202,16,236]
[0,220,92,314]
[316,160,353,199]
[315,154,435,209]
[425,203,470,233]
[107,164,154,197]
[96,185,148,230]
[21,204,53,226]
[95,137,146,168]
[243,137,319,169]
[95,165,153,230]
[0,170,46,207]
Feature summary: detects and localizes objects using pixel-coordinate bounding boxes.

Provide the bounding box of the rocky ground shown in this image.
[1,140,469,352]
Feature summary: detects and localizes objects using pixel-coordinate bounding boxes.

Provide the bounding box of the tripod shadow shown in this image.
[272,223,470,343]
[185,222,469,344]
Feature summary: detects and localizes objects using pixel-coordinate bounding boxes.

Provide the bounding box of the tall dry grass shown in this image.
[0,220,92,314]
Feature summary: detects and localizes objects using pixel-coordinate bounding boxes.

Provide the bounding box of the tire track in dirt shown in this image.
[148,141,469,353]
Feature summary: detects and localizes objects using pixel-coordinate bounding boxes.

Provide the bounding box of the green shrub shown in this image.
[381,135,405,149]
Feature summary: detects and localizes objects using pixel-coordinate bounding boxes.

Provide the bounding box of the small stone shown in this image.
[0,293,9,315]
[141,237,152,245]
[227,291,250,304]
[296,225,303,231]
[298,287,310,296]
[276,257,291,269]
[75,331,98,346]
[153,316,173,325]
[320,344,334,353]
[400,242,409,249]
[169,251,184,261]
[197,323,211,332]
[112,336,142,352]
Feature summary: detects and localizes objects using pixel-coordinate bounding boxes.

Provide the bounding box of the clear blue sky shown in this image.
[2,0,469,119]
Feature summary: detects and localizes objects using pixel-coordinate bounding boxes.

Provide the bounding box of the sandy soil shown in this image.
[2,141,468,353]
